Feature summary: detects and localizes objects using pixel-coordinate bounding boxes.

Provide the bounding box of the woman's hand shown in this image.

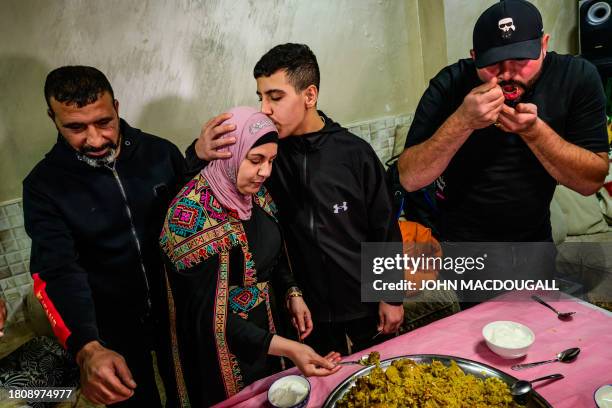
[269,336,341,377]
[287,296,313,340]
[290,346,342,377]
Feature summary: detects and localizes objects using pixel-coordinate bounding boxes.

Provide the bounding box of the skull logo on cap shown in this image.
[498,17,516,39]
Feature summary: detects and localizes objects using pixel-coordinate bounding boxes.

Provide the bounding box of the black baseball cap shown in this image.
[473,0,544,68]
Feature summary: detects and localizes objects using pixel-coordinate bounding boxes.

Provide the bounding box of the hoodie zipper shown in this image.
[302,152,315,236]
[301,141,332,322]
[107,163,153,315]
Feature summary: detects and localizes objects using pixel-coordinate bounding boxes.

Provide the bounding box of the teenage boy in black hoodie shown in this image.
[189,43,403,355]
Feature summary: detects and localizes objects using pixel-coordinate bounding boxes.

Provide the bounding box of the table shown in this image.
[214,294,612,407]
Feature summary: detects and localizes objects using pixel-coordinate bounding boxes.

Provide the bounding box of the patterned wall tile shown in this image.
[0,199,31,324]
[347,113,413,166]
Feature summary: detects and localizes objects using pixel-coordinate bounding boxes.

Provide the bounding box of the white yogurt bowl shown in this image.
[267,375,311,408]
[595,384,612,408]
[482,320,535,359]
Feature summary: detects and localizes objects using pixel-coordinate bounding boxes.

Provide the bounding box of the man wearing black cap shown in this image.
[398,0,609,243]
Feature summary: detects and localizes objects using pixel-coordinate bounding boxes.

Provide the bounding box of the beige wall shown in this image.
[0,0,578,202]
[444,0,579,65]
[418,0,448,86]
[0,0,427,202]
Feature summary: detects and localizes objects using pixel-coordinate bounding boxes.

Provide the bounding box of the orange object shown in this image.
[398,220,441,297]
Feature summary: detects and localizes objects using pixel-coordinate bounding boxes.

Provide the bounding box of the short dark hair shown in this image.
[44,66,114,109]
[253,43,320,92]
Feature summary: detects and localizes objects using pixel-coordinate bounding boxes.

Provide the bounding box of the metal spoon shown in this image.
[532,295,576,320]
[511,347,581,370]
[511,373,564,397]
[337,354,371,366]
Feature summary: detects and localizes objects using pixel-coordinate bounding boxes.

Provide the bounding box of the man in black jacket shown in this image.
[191,44,404,355]
[23,66,184,407]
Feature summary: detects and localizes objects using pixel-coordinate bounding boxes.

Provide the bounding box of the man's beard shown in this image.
[76,142,118,168]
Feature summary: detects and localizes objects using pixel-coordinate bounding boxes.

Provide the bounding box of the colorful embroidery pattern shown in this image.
[229,286,260,313]
[264,284,276,335]
[168,197,207,237]
[164,268,191,408]
[160,175,243,271]
[201,188,226,222]
[160,174,279,399]
[228,282,270,320]
[242,247,256,287]
[255,185,277,221]
[215,252,243,396]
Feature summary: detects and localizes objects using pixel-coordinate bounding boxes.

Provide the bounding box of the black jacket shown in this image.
[267,112,401,322]
[23,120,186,355]
[186,112,400,322]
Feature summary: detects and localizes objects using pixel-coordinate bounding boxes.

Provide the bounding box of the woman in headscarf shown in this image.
[160,107,340,407]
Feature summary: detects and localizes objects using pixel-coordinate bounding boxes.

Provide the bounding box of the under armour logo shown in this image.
[333,202,348,213]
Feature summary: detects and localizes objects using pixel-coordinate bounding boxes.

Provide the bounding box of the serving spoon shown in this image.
[532,295,576,320]
[511,347,580,370]
[337,355,373,366]
[511,373,564,398]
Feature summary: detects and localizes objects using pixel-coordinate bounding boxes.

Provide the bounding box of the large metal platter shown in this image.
[323,354,552,407]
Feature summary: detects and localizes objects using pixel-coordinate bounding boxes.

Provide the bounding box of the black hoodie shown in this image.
[23,120,186,355]
[266,111,401,322]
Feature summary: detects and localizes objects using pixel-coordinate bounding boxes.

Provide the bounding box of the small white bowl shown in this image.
[482,320,535,359]
[267,375,311,408]
[595,384,612,408]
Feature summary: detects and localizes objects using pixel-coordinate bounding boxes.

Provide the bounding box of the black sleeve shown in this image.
[361,145,403,306]
[270,243,298,300]
[23,181,100,356]
[565,60,610,153]
[362,144,402,244]
[226,309,274,364]
[228,240,295,362]
[405,67,456,149]
[170,143,189,191]
[184,139,209,179]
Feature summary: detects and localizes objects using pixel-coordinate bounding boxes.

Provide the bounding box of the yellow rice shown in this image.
[336,355,522,408]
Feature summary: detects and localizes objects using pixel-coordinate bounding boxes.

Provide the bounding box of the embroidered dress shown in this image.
[160,174,294,407]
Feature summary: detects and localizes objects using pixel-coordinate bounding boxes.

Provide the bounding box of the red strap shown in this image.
[32,273,71,348]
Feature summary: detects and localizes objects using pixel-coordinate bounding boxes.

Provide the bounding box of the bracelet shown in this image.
[285,286,303,302]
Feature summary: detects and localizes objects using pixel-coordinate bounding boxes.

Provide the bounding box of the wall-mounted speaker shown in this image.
[579,0,612,62]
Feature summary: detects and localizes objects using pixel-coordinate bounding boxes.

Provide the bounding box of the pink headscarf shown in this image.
[201,106,277,220]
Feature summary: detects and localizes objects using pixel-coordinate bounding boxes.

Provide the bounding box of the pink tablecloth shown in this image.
[214,296,612,408]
